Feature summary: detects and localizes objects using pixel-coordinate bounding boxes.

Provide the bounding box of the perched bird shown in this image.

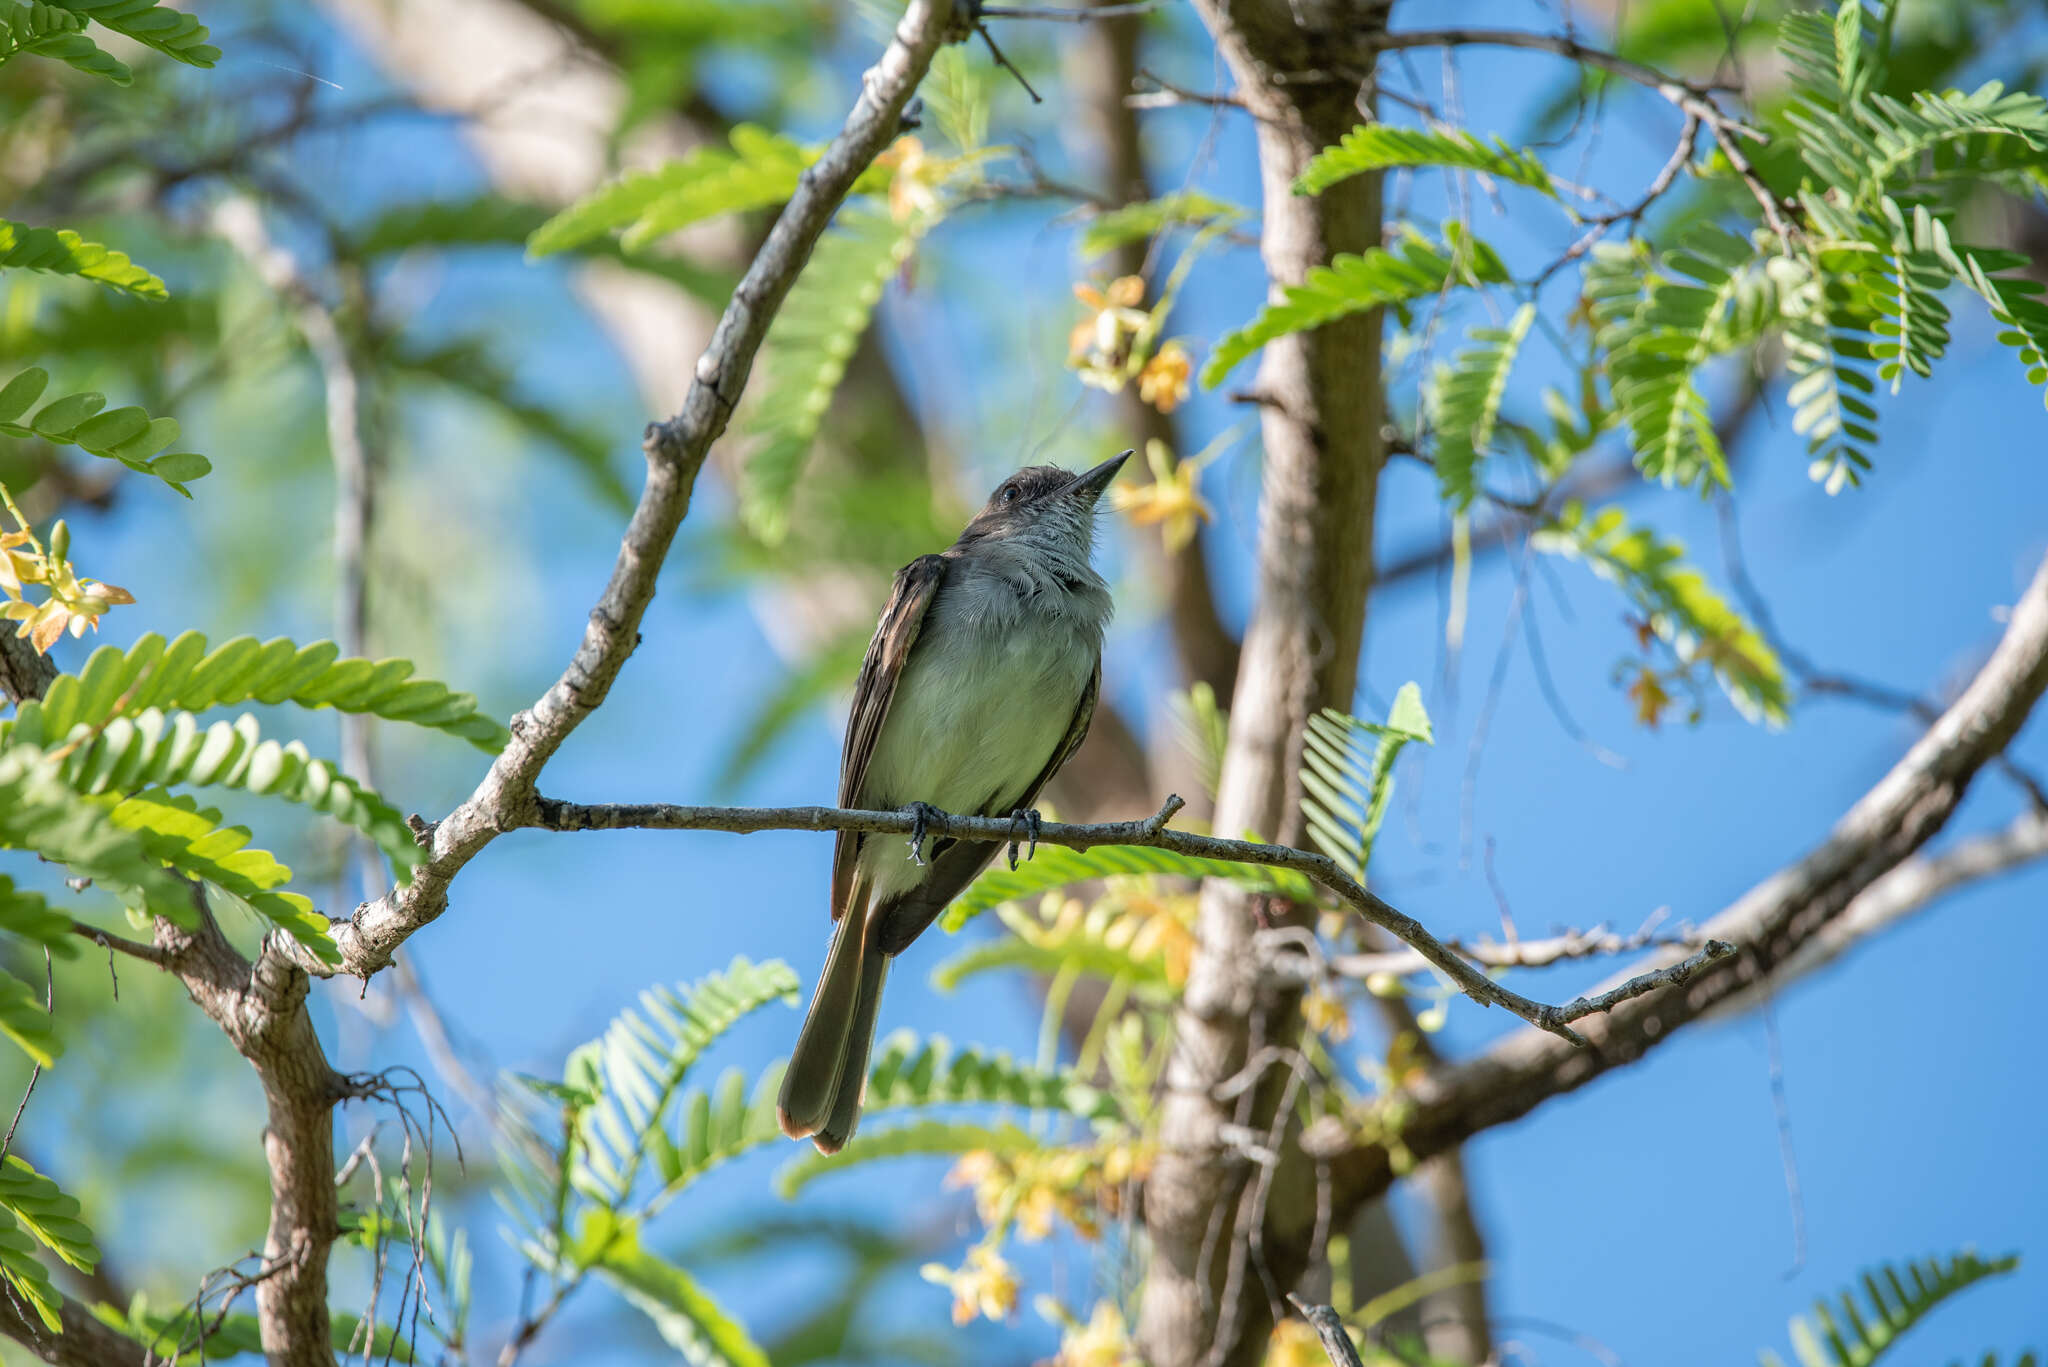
[776,451,1131,1153]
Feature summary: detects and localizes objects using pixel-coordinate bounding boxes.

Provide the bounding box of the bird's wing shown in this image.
[830,553,947,921]
[869,658,1100,957]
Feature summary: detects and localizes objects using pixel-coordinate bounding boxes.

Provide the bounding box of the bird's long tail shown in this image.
[777,892,889,1152]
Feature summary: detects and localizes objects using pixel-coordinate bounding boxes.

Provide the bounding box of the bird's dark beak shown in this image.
[1064,449,1133,504]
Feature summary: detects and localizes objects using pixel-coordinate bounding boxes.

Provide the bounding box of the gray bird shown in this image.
[776,451,1130,1153]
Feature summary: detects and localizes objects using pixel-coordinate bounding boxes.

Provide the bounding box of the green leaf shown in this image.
[103,789,336,963]
[0,1156,97,1272]
[47,0,217,65]
[0,876,81,958]
[0,218,166,299]
[932,897,1179,999]
[1535,501,1790,725]
[1300,686,1433,886]
[528,125,817,257]
[1166,682,1229,801]
[588,1216,770,1367]
[741,202,936,543]
[1759,1250,2017,1367]
[570,958,800,1208]
[1080,191,1248,260]
[1430,302,1534,510]
[0,745,202,927]
[858,1030,1120,1120]
[0,1205,60,1330]
[0,371,199,491]
[940,841,1316,934]
[0,2,131,82]
[353,194,734,304]
[1296,125,1557,198]
[0,971,56,1067]
[1203,225,1509,387]
[97,1298,418,1364]
[775,1119,1037,1199]
[2,632,509,754]
[41,708,425,884]
[1589,225,1758,490]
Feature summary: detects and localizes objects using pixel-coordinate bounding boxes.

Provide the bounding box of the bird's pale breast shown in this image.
[856,580,1097,901]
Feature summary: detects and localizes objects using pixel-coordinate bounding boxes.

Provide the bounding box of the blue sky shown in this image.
[22,1,2048,1363]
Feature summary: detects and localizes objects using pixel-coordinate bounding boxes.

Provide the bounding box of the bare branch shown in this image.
[1283,1296,1364,1367]
[511,792,1650,1042]
[1729,807,2048,1006]
[1326,547,2048,1219]
[0,1286,149,1367]
[325,0,966,982]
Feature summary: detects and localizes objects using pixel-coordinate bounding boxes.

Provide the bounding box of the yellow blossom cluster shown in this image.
[920,1243,1019,1326]
[0,515,133,653]
[1041,1299,1141,1367]
[947,1136,1152,1244]
[1107,438,1217,555]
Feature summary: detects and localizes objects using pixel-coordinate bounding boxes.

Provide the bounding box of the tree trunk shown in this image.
[1137,4,1390,1364]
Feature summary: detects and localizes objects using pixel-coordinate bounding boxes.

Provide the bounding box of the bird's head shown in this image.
[957,450,1131,554]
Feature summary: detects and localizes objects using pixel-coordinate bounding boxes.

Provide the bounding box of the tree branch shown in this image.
[322,0,965,982]
[1325,546,2048,1219]
[0,1284,148,1367]
[1139,4,1391,1361]
[517,794,1652,1041]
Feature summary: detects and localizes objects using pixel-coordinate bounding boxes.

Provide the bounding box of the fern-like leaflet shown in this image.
[1758,1251,2017,1367]
[1589,226,1756,490]
[1431,302,1534,510]
[1533,501,1789,724]
[0,2,131,82]
[1300,684,1433,887]
[1203,225,1509,387]
[741,202,938,543]
[0,368,205,492]
[1080,191,1248,260]
[40,709,424,882]
[0,219,166,300]
[4,631,509,754]
[528,125,827,257]
[1295,125,1556,198]
[940,841,1315,933]
[48,0,217,66]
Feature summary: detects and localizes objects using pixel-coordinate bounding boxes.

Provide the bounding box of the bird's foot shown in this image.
[905,801,941,867]
[1005,807,1042,871]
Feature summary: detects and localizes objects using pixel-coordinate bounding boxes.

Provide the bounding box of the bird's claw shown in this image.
[906,802,940,867]
[1005,807,1042,872]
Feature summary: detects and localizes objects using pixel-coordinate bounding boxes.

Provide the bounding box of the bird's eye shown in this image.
[1000,483,1019,504]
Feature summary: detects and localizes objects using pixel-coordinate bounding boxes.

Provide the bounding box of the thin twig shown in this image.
[0,950,49,1164]
[1540,940,1736,1027]
[1284,1295,1365,1367]
[510,792,1728,1044]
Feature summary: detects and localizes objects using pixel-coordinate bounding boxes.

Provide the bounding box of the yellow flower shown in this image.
[1049,1300,1139,1367]
[875,135,941,222]
[1068,275,1149,389]
[0,536,133,654]
[1109,438,1216,554]
[1136,341,1192,413]
[946,1148,1011,1229]
[1302,987,1353,1042]
[922,1244,1019,1326]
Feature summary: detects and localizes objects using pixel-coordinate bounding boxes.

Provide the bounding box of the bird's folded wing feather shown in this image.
[830,553,947,920]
